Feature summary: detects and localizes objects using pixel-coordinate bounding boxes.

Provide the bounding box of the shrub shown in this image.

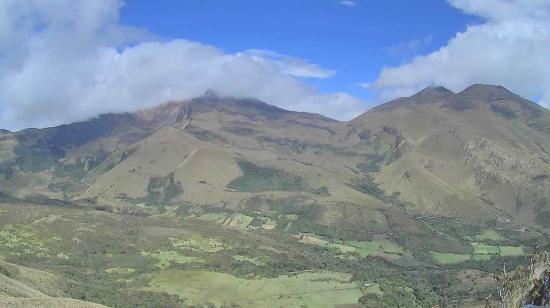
[228,160,305,192]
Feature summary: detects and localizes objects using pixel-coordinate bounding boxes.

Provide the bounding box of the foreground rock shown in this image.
[493,251,550,307]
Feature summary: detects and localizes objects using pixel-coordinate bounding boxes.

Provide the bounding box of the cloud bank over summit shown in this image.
[0,0,364,130]
[2,0,549,130]
[373,0,550,106]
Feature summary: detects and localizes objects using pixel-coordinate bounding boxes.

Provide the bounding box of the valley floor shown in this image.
[0,199,543,307]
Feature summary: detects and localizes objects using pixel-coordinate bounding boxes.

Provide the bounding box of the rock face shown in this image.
[494,251,550,307]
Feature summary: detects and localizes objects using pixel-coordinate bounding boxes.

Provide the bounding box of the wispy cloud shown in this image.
[387,35,433,55]
[242,49,336,79]
[0,0,366,130]
[340,1,357,7]
[356,82,371,89]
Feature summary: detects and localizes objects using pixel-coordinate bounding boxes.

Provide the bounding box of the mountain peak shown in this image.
[458,84,516,100]
[366,86,454,113]
[413,86,455,97]
[203,89,220,99]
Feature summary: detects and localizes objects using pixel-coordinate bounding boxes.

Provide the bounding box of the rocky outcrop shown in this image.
[491,251,550,307]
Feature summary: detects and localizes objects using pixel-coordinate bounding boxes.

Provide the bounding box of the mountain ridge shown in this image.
[1,84,550,227]
[4,84,532,134]
[1,84,549,307]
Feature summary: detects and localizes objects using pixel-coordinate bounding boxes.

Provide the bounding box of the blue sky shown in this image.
[1,0,549,129]
[120,0,476,101]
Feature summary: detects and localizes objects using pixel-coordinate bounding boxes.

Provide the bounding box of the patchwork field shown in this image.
[298,233,406,260]
[431,252,473,264]
[347,239,405,259]
[0,193,543,307]
[140,251,203,269]
[464,229,505,242]
[430,235,526,265]
[145,270,363,308]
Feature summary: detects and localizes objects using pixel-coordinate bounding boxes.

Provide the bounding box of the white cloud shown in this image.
[449,0,550,22]
[340,1,357,7]
[0,0,366,130]
[242,49,336,79]
[373,0,550,105]
[356,82,371,89]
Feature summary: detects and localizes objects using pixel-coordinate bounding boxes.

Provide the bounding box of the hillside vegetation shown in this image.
[0,86,549,307]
